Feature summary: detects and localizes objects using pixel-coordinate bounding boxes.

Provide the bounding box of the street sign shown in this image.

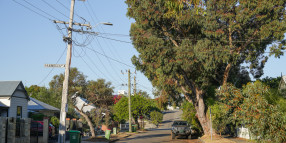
[44,64,65,68]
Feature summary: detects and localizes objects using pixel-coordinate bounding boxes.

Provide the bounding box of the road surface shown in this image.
[116,109,201,143]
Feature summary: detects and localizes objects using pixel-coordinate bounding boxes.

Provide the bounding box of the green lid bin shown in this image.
[105,129,111,140]
[132,125,136,132]
[69,130,81,143]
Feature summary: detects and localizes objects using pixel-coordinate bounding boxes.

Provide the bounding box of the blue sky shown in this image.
[0,0,285,98]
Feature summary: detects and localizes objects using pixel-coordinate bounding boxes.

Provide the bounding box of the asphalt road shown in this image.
[116,109,201,143]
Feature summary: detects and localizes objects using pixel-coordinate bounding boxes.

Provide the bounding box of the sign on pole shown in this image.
[44,64,65,68]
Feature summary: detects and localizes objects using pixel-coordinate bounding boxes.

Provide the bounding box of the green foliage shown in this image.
[181,101,202,134]
[217,81,286,142]
[50,116,59,128]
[150,111,163,126]
[113,94,160,123]
[85,79,114,107]
[28,112,45,121]
[208,103,229,135]
[261,76,281,89]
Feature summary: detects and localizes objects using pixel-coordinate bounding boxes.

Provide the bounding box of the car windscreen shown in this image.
[173,121,187,126]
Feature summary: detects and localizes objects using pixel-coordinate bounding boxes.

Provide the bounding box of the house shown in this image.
[28,97,60,116]
[0,81,29,118]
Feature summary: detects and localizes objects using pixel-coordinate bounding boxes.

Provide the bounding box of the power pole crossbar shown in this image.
[54,20,92,29]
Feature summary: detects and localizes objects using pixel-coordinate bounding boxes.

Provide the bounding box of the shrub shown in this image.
[217,81,286,142]
[50,116,59,128]
[150,111,163,126]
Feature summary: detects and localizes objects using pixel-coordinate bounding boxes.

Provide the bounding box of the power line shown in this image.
[55,0,83,21]
[41,0,70,19]
[97,35,132,44]
[83,2,127,82]
[74,48,101,78]
[84,1,128,73]
[89,43,124,84]
[22,0,59,20]
[38,46,67,85]
[12,0,52,21]
[83,46,135,68]
[93,38,126,83]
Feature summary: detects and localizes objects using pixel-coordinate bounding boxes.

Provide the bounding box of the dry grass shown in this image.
[200,135,236,143]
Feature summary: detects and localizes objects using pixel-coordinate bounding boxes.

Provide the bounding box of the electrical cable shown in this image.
[12,0,52,21]
[93,37,126,83]
[83,46,135,68]
[55,0,83,20]
[97,35,132,44]
[22,0,59,20]
[38,46,67,85]
[89,44,123,84]
[74,48,101,79]
[41,0,70,19]
[84,1,128,77]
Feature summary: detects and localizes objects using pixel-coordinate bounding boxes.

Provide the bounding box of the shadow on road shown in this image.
[161,120,173,124]
[162,110,176,114]
[120,133,170,141]
[152,128,171,131]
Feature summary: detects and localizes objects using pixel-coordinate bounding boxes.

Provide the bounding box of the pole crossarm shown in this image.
[72,29,98,35]
[54,20,92,29]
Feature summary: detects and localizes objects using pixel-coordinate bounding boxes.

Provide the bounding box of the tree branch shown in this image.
[162,26,179,47]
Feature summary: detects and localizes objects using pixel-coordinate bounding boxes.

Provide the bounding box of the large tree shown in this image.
[126,0,285,135]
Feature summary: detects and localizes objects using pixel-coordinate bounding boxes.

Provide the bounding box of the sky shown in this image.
[0,0,285,99]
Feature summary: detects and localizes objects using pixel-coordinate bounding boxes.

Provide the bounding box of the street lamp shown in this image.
[94,22,113,28]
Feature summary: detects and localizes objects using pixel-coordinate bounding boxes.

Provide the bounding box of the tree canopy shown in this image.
[126,0,286,134]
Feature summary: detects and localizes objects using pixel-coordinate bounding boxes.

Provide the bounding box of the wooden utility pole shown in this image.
[121,69,133,132]
[128,69,132,132]
[57,0,75,142]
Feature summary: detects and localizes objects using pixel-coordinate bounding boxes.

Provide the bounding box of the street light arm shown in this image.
[93,22,113,28]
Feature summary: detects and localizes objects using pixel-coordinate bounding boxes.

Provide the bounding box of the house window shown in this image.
[17,106,22,118]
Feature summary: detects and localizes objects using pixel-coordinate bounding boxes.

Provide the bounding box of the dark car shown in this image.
[171,120,191,139]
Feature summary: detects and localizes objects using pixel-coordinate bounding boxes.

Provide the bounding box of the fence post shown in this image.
[7,117,16,143]
[43,118,49,143]
[0,117,6,143]
[23,118,31,143]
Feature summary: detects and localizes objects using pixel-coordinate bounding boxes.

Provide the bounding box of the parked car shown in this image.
[171,120,192,139]
[30,121,55,137]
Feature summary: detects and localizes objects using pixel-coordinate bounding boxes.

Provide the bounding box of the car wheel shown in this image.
[171,132,175,139]
[188,134,192,139]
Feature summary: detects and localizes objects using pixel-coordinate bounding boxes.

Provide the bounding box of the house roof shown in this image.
[0,81,21,96]
[0,81,29,100]
[28,97,60,112]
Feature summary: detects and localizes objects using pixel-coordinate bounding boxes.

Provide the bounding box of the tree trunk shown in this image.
[74,107,96,138]
[179,73,215,135]
[194,88,212,135]
[182,86,214,135]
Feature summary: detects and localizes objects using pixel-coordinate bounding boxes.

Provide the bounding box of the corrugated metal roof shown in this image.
[28,97,60,112]
[0,81,21,96]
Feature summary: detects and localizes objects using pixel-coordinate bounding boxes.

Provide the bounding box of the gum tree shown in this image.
[125,0,285,134]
